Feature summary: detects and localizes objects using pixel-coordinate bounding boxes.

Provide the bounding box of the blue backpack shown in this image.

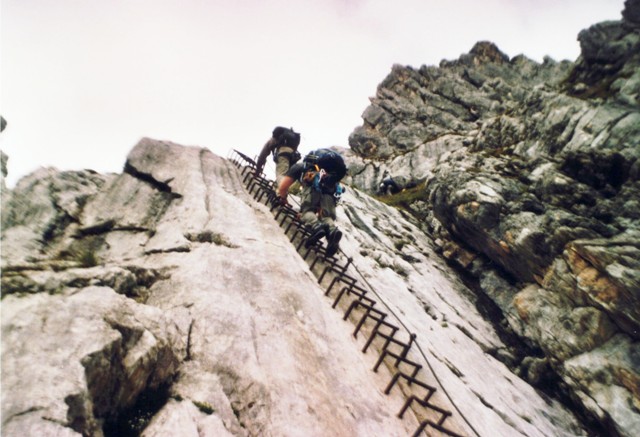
[301,149,347,198]
[303,149,347,181]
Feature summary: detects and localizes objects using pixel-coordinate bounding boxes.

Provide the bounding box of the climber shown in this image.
[379,175,401,195]
[276,148,347,257]
[255,126,301,186]
[378,172,417,195]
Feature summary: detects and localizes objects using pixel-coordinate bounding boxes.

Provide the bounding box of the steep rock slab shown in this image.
[126,141,419,436]
[332,187,585,437]
[142,244,417,436]
[0,139,419,436]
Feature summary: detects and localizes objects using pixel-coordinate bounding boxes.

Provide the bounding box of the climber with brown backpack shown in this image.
[276,148,347,257]
[255,126,301,186]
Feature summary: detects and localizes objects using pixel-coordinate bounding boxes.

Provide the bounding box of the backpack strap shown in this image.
[300,164,320,185]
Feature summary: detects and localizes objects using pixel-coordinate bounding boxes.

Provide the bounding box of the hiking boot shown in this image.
[325,228,342,257]
[305,224,328,248]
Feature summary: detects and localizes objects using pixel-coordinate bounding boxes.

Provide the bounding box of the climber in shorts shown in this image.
[255,126,301,186]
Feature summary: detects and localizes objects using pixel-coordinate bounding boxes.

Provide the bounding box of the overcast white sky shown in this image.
[0,0,626,187]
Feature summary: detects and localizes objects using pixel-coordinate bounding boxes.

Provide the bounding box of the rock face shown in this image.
[3,138,591,437]
[2,3,639,436]
[1,140,419,436]
[347,1,640,436]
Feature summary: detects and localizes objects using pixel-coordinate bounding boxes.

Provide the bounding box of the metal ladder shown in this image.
[228,149,471,437]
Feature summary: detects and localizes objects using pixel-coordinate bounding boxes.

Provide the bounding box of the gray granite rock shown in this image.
[346,1,640,435]
[1,138,588,436]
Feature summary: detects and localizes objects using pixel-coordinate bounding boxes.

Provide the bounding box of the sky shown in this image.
[0,0,627,187]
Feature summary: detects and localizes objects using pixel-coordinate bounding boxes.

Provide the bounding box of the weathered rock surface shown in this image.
[347,1,640,436]
[2,140,416,436]
[3,3,639,436]
[3,138,587,436]
[2,286,182,436]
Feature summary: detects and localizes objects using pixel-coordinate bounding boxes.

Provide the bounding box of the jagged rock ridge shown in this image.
[346,1,640,436]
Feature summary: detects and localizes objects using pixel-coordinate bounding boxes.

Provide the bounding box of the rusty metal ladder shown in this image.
[228,149,472,437]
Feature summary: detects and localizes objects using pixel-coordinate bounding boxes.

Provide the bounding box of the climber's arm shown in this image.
[255,138,276,175]
[277,175,295,199]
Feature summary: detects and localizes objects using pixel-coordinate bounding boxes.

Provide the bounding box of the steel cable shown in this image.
[239,151,480,436]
